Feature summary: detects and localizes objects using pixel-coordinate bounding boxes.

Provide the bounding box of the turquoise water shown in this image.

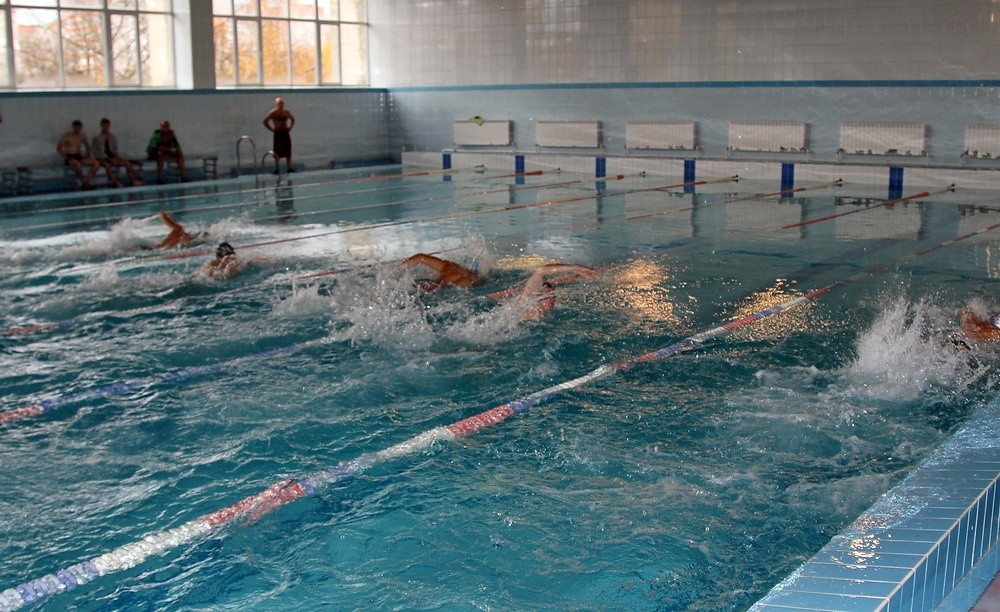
[1,168,998,610]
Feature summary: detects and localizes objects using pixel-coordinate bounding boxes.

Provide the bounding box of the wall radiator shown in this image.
[727,121,808,153]
[453,120,512,146]
[625,121,697,150]
[839,122,926,156]
[964,124,1000,159]
[536,120,601,148]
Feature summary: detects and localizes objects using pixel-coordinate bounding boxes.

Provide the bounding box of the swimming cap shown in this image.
[216,242,235,258]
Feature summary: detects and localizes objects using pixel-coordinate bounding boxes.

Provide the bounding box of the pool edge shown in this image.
[750,396,1000,611]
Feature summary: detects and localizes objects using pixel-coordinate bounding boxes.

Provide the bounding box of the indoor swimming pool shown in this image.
[1,166,998,610]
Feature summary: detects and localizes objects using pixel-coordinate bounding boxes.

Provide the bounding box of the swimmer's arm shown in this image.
[403,253,449,274]
[159,211,185,232]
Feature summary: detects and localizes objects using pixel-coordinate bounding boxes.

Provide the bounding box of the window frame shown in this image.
[1,0,175,90]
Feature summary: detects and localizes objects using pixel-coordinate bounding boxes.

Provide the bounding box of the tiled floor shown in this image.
[972,571,1000,612]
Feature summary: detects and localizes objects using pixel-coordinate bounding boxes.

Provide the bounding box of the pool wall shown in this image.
[401,151,1000,196]
[750,396,1000,611]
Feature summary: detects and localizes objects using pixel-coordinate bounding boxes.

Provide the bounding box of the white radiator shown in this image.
[839,122,926,156]
[964,124,1000,159]
[536,120,601,148]
[728,121,808,152]
[626,121,697,150]
[453,120,512,146]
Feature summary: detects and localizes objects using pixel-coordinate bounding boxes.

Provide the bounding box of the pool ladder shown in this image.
[262,150,279,181]
[235,135,258,187]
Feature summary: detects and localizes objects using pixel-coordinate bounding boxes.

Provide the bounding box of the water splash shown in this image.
[842,296,989,401]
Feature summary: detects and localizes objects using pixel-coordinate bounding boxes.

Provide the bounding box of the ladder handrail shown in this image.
[235,135,258,188]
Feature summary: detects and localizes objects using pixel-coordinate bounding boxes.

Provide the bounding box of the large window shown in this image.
[213,0,368,87]
[2,0,175,90]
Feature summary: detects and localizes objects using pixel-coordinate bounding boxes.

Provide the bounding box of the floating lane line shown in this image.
[162,175,740,261]
[0,337,328,426]
[782,183,955,229]
[624,179,844,223]
[3,220,999,611]
[1,166,472,221]
[4,168,544,235]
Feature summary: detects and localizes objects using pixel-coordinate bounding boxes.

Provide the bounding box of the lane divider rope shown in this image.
[4,213,996,611]
[162,175,740,261]
[782,183,955,229]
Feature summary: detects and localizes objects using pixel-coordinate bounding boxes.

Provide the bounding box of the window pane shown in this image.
[61,0,103,8]
[15,0,57,7]
[316,0,335,20]
[289,19,315,85]
[236,18,259,82]
[213,16,235,85]
[139,12,173,86]
[138,0,171,10]
[110,12,139,85]
[233,0,257,17]
[340,0,364,22]
[62,10,106,87]
[0,13,9,87]
[339,22,366,85]
[212,0,231,15]
[260,0,287,18]
[261,18,287,84]
[108,0,138,8]
[319,22,337,83]
[289,0,314,20]
[12,8,59,88]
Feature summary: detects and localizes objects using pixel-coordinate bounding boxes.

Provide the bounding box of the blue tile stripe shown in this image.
[751,397,1000,611]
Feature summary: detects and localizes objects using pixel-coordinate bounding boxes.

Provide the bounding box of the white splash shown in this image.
[842,297,980,401]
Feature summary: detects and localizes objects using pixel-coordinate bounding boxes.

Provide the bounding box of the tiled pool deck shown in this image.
[751,396,1000,612]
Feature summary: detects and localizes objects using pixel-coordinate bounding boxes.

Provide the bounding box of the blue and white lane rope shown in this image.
[3,218,996,610]
[0,284,831,611]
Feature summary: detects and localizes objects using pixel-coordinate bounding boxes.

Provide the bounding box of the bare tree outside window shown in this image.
[6,2,173,90]
[214,0,368,87]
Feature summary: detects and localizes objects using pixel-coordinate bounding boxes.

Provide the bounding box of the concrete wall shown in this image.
[0,89,394,173]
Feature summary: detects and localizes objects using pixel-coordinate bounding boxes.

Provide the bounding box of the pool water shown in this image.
[1,168,998,610]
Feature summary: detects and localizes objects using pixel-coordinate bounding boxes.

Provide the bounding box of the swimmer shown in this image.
[513,263,598,321]
[156,211,200,249]
[199,242,243,280]
[957,307,1000,343]
[403,253,479,289]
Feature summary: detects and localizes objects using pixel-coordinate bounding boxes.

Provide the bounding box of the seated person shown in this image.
[958,307,1000,343]
[147,120,187,184]
[57,119,101,190]
[404,253,479,289]
[199,242,242,280]
[156,211,200,249]
[92,117,144,187]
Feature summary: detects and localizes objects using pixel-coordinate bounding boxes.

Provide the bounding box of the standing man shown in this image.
[147,120,187,184]
[262,97,296,174]
[93,118,144,187]
[57,120,101,190]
